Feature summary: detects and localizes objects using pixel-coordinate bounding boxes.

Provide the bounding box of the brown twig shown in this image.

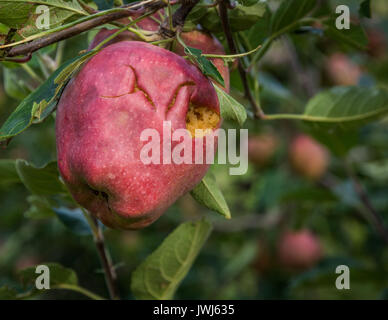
[172,0,201,28]
[218,0,264,118]
[91,217,120,300]
[159,0,200,38]
[3,0,168,58]
[3,54,32,63]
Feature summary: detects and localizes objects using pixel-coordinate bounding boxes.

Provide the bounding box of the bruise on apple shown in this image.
[56,41,221,230]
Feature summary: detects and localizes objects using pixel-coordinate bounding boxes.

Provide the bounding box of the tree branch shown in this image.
[3,0,168,58]
[218,0,264,118]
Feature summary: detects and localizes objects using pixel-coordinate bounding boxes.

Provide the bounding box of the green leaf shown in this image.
[228,1,266,31]
[184,46,224,87]
[16,159,96,235]
[53,207,93,236]
[131,219,212,300]
[0,159,20,187]
[0,0,87,36]
[3,68,30,100]
[22,185,93,235]
[324,19,368,51]
[303,86,388,128]
[214,85,247,126]
[359,0,371,18]
[7,263,100,300]
[18,262,78,288]
[308,126,359,157]
[15,160,65,196]
[183,4,208,31]
[24,195,56,219]
[244,6,271,48]
[270,0,316,34]
[0,53,91,142]
[54,50,96,85]
[190,174,231,219]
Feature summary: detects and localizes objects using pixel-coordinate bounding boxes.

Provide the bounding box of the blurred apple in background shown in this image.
[15,254,41,270]
[289,134,329,181]
[277,230,323,271]
[326,53,362,86]
[248,133,278,168]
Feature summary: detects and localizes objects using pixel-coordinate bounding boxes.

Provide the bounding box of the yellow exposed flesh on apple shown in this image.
[185,104,220,137]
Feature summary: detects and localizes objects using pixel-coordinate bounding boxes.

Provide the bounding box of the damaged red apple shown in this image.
[56,42,221,230]
[289,134,329,180]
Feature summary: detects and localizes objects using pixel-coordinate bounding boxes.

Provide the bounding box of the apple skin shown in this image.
[248,133,278,168]
[289,134,329,180]
[56,41,221,230]
[277,230,323,271]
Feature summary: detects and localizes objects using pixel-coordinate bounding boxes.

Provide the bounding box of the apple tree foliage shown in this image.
[0,0,388,300]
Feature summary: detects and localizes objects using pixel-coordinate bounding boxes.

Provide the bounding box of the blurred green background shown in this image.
[1,0,388,300]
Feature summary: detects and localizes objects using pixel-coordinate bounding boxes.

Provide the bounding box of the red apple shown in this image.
[277,230,323,271]
[56,42,221,230]
[248,133,278,168]
[289,134,329,180]
[326,53,361,86]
